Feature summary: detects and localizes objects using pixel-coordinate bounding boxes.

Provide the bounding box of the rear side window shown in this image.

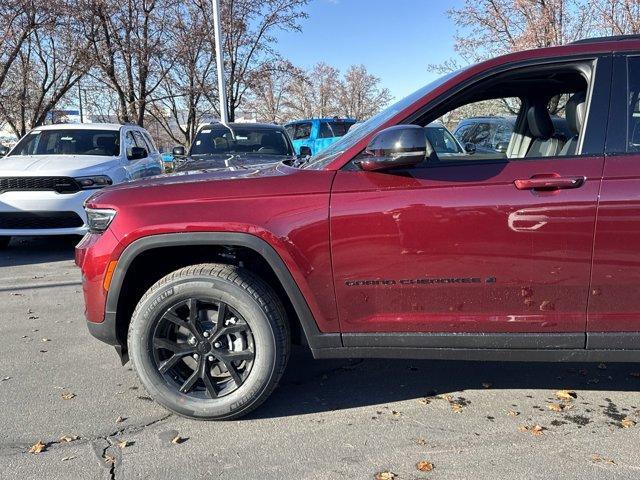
[293,123,311,140]
[453,123,476,144]
[319,122,333,138]
[628,57,640,152]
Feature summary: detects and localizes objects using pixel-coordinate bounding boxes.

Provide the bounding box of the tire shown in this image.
[128,263,290,420]
[0,237,10,249]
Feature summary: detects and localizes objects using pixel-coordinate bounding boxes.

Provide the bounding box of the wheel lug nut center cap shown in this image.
[197,342,211,354]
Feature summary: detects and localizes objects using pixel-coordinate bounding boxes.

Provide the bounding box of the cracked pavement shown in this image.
[1,236,640,479]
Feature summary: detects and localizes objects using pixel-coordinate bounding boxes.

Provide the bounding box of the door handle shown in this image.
[514,174,586,191]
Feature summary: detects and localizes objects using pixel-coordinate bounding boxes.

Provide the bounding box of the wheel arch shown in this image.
[105,232,341,357]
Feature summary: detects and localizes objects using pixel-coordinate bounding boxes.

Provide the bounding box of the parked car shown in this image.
[77,35,640,420]
[173,123,295,172]
[425,122,476,157]
[285,118,356,156]
[454,115,573,154]
[0,123,162,247]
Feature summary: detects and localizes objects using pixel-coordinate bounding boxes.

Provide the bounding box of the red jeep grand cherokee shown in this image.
[77,35,640,420]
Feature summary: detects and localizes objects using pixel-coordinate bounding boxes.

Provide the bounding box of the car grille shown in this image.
[0,177,80,194]
[0,211,84,229]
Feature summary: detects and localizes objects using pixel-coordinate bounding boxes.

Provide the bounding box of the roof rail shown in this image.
[571,34,640,45]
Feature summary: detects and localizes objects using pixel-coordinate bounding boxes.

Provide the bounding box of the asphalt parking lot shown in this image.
[1,237,640,479]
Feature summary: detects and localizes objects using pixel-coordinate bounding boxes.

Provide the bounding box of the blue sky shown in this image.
[275,0,464,101]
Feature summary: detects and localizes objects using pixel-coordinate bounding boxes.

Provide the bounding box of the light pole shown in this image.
[212,0,229,128]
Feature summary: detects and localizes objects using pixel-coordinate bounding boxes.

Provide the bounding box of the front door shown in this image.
[330,57,611,348]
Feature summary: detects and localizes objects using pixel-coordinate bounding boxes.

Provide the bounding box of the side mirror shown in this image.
[357,125,430,172]
[495,141,509,154]
[0,146,8,157]
[464,142,476,154]
[128,146,147,160]
[172,145,186,157]
[299,145,312,157]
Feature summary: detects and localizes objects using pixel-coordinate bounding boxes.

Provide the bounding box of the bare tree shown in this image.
[197,0,309,122]
[590,0,640,35]
[285,62,340,119]
[79,0,176,125]
[337,65,392,120]
[245,60,301,123]
[0,1,43,93]
[148,0,217,144]
[0,0,88,137]
[439,0,596,65]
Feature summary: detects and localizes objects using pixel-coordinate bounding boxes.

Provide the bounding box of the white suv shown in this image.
[0,123,163,247]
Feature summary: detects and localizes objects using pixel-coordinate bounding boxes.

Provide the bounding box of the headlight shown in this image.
[75,175,113,189]
[86,208,116,233]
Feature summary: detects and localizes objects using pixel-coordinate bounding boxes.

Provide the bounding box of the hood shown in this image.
[86,161,332,211]
[175,153,293,172]
[0,154,121,177]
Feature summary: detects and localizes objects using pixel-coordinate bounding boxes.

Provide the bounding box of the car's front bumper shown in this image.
[0,190,94,236]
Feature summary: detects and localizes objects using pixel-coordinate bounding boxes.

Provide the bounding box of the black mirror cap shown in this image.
[299,145,312,157]
[358,125,431,172]
[172,145,186,157]
[464,142,477,154]
[128,146,148,160]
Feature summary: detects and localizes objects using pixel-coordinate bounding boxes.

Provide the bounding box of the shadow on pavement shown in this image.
[253,347,640,419]
[0,236,79,267]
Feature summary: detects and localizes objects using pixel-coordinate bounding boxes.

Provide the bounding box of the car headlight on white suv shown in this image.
[75,175,113,189]
[86,208,116,233]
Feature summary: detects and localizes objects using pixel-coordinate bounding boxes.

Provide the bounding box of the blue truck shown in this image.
[285,117,356,156]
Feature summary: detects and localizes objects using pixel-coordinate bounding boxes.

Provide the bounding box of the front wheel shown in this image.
[128,263,290,420]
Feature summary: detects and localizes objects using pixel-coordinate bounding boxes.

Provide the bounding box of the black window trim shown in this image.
[605,53,640,156]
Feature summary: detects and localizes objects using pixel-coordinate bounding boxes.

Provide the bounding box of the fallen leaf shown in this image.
[374,471,396,480]
[61,456,76,462]
[531,425,545,436]
[507,410,520,417]
[117,440,131,449]
[1,376,11,382]
[621,418,636,428]
[519,425,545,435]
[416,461,434,472]
[592,454,615,464]
[555,390,577,401]
[418,398,431,405]
[28,441,46,454]
[171,435,184,444]
[391,410,402,417]
[41,338,50,342]
[61,392,75,400]
[547,403,572,412]
[115,416,126,423]
[415,438,428,446]
[104,454,115,464]
[451,403,463,413]
[59,435,78,443]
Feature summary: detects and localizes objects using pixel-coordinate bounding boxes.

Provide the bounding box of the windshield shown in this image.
[190,126,293,156]
[302,70,461,169]
[9,129,120,157]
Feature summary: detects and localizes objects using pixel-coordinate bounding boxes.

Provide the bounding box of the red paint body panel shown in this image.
[79,164,340,332]
[588,154,640,331]
[75,230,122,323]
[331,156,603,333]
